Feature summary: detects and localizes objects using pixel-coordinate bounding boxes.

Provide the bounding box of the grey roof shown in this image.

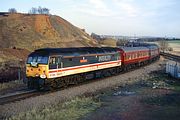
[118,46,149,52]
[146,45,159,50]
[29,47,119,57]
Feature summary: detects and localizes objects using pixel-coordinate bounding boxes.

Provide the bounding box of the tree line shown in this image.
[8,6,50,15]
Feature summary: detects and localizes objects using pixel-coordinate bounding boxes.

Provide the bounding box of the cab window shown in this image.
[27,56,48,64]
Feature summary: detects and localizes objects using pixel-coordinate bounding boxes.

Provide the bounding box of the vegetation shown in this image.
[116,39,128,46]
[99,38,117,47]
[145,71,180,91]
[9,97,100,120]
[141,72,180,107]
[157,39,176,52]
[28,6,50,15]
[0,80,24,91]
[167,78,180,92]
[8,8,17,13]
[91,33,102,40]
[168,40,180,44]
[158,39,169,52]
[91,33,117,47]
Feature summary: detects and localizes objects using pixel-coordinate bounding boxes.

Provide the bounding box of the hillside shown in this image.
[0,48,30,63]
[0,13,99,51]
[98,38,117,47]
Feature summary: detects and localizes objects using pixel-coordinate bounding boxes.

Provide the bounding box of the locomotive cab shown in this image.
[26,53,50,89]
[26,55,48,78]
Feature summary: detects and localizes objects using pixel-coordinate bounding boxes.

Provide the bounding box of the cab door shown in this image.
[49,56,62,69]
[56,56,62,69]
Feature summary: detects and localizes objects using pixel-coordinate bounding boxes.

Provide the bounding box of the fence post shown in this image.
[18,67,21,81]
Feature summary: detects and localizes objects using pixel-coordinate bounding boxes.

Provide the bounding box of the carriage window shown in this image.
[126,54,131,60]
[139,52,142,57]
[135,53,138,58]
[144,52,146,56]
[131,54,134,59]
[129,54,132,59]
[125,54,129,60]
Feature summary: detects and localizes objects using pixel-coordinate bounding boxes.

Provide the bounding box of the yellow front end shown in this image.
[26,64,48,79]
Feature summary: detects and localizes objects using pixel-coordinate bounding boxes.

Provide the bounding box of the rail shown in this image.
[160,52,180,61]
[0,90,39,105]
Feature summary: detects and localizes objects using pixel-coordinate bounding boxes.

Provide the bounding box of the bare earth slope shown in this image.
[0,13,99,51]
[0,48,30,63]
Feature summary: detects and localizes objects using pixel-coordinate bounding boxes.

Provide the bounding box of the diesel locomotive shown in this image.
[26,45,159,90]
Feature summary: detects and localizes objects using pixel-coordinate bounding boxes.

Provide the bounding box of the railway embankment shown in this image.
[0,58,165,119]
[81,72,180,120]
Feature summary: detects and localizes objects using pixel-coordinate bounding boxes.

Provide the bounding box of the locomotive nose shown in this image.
[26,66,47,78]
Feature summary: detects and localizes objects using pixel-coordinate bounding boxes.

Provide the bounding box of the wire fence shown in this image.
[0,67,26,83]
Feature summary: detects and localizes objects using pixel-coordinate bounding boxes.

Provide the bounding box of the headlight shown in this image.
[40,74,46,78]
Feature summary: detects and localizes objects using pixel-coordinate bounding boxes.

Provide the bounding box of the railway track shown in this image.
[0,70,129,105]
[0,75,108,105]
[0,58,160,106]
[0,79,93,105]
[0,89,41,105]
[160,52,180,61]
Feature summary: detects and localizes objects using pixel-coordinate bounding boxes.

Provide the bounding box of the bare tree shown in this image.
[28,6,50,15]
[42,8,50,14]
[28,7,38,14]
[38,6,43,14]
[116,39,128,46]
[158,39,169,52]
[91,33,102,41]
[8,8,17,13]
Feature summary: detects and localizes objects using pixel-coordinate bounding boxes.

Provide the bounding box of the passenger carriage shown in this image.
[118,47,150,71]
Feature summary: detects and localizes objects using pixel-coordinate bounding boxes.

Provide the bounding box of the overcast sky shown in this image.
[1,0,180,38]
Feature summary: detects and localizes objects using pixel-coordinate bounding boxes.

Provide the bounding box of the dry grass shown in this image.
[169,43,180,52]
[167,41,180,52]
[9,97,100,120]
[0,80,24,91]
[99,38,117,47]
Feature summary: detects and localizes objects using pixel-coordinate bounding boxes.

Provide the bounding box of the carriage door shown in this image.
[49,56,62,69]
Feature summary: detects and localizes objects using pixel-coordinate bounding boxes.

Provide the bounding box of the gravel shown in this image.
[0,59,164,119]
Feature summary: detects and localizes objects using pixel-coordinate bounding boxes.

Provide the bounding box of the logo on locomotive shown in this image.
[99,55,111,62]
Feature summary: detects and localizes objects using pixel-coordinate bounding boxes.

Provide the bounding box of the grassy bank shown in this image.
[0,80,24,91]
[9,97,100,120]
[168,40,180,44]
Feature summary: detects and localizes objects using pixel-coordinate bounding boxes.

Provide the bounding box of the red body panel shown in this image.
[120,49,150,65]
[150,48,160,59]
[124,56,149,64]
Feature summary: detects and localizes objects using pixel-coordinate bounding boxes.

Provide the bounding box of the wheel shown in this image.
[27,79,34,89]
